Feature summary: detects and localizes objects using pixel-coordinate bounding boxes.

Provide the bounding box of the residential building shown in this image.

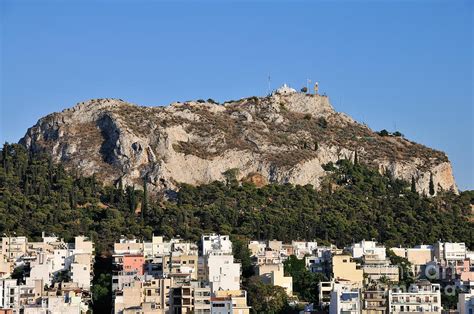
[362,288,388,314]
[292,241,318,258]
[362,255,399,283]
[332,255,363,286]
[329,284,361,314]
[388,281,441,313]
[458,288,474,314]
[434,242,466,263]
[257,263,292,296]
[201,234,232,256]
[248,241,266,257]
[0,237,27,261]
[349,240,386,260]
[205,252,241,293]
[211,290,250,314]
[169,281,211,314]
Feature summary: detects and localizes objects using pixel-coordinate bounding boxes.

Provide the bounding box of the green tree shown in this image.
[246,276,289,313]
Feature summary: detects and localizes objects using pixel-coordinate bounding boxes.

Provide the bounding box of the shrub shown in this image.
[317,117,328,128]
[197,99,205,103]
[378,129,389,137]
[300,87,308,93]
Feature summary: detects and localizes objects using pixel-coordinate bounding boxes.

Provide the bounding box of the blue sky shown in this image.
[1,0,473,190]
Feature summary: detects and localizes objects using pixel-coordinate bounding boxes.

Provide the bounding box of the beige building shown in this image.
[257,263,292,296]
[391,245,433,275]
[1,236,28,261]
[332,255,363,286]
[267,240,283,252]
[163,253,198,280]
[362,255,399,283]
[114,278,171,314]
[362,289,388,314]
[212,290,251,314]
[114,238,144,255]
[169,281,211,314]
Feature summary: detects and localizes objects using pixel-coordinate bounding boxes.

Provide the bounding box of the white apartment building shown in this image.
[205,252,240,293]
[388,281,442,313]
[0,278,20,309]
[201,234,232,256]
[349,240,386,260]
[291,241,318,258]
[329,284,361,314]
[143,235,173,258]
[434,242,466,264]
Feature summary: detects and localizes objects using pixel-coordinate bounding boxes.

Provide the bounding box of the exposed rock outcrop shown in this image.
[20,93,458,195]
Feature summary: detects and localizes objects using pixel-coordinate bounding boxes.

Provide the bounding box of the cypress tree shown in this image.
[429,173,435,196]
[411,176,416,193]
[141,176,148,221]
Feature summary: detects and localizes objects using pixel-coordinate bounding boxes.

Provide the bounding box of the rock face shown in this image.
[20,92,458,195]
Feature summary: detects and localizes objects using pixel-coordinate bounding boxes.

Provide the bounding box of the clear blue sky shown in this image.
[1,0,473,190]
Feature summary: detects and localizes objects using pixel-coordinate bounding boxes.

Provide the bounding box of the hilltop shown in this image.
[20,89,457,195]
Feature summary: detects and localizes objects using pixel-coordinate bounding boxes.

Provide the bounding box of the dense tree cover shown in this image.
[1,143,473,312]
[2,143,472,249]
[284,255,327,303]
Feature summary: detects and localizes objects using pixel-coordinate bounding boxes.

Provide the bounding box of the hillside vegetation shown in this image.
[1,143,472,250]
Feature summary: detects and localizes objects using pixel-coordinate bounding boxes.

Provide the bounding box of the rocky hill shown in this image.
[20,90,457,195]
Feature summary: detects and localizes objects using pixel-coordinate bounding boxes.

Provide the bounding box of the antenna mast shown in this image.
[267,75,271,95]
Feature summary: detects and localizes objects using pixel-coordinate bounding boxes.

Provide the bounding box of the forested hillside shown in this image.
[1,143,472,312]
[1,143,472,250]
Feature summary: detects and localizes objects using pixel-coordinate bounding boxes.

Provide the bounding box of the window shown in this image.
[213,304,225,307]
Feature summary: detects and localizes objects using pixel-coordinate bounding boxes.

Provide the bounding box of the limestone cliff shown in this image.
[20,92,458,195]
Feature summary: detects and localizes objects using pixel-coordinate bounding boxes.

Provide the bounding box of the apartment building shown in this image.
[434,242,466,266]
[362,288,388,314]
[350,240,386,260]
[388,281,441,313]
[205,253,241,293]
[211,290,251,314]
[329,284,361,314]
[169,281,211,314]
[256,263,292,296]
[332,255,363,286]
[458,288,474,314]
[201,234,232,256]
[0,237,27,261]
[362,255,399,283]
